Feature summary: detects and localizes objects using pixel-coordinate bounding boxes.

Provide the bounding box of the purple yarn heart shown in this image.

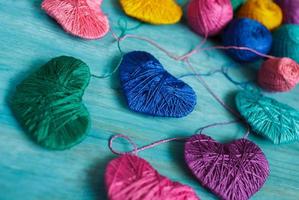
[184,134,269,200]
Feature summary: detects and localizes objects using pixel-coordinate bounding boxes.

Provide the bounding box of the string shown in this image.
[109,120,250,156]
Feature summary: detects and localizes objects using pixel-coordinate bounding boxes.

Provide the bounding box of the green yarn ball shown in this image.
[231,0,246,11]
[271,24,299,63]
[10,56,91,150]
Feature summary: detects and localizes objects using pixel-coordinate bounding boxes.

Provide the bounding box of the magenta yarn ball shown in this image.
[276,0,299,24]
[258,57,299,92]
[187,0,233,36]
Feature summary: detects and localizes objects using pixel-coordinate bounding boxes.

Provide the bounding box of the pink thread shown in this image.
[187,0,233,36]
[105,154,200,200]
[258,57,299,92]
[42,0,109,39]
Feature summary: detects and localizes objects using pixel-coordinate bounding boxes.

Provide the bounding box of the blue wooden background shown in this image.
[0,0,298,199]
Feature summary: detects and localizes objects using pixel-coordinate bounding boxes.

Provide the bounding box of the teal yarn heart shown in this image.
[236,91,299,144]
[10,56,91,150]
[271,24,299,63]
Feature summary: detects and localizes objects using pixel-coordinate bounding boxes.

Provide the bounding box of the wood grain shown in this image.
[0,0,298,200]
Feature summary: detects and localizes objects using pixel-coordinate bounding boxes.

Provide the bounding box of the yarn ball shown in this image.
[271,24,299,63]
[238,0,283,31]
[187,0,233,36]
[185,134,269,200]
[119,51,197,118]
[10,56,91,150]
[276,0,299,24]
[258,57,299,92]
[105,154,200,200]
[119,0,183,25]
[236,91,299,144]
[42,0,109,39]
[222,18,272,62]
[231,0,246,11]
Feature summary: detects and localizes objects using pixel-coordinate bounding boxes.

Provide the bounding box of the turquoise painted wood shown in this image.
[0,1,298,200]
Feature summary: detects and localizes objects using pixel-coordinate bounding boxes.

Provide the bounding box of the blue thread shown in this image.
[222,18,272,62]
[119,51,197,118]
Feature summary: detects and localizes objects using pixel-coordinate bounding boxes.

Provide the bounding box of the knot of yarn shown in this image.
[258,57,299,92]
[10,56,91,150]
[184,134,269,200]
[238,0,283,30]
[222,18,272,62]
[271,24,299,63]
[276,0,299,24]
[187,0,233,36]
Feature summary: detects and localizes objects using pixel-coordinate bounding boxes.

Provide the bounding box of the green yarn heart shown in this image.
[236,91,299,144]
[231,0,246,11]
[10,56,91,150]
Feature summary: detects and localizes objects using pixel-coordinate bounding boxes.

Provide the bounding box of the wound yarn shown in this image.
[258,57,299,92]
[222,18,272,62]
[119,0,183,25]
[42,0,109,39]
[119,51,197,118]
[236,91,299,144]
[238,0,283,31]
[276,0,299,24]
[10,56,91,150]
[271,24,299,63]
[185,134,269,200]
[105,154,200,200]
[187,0,233,36]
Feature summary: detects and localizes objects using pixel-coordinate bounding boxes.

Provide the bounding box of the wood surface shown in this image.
[0,0,298,199]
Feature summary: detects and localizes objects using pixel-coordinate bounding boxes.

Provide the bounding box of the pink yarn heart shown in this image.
[105,154,200,200]
[42,0,109,39]
[184,134,269,200]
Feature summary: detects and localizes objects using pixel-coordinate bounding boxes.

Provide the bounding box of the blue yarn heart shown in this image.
[119,51,197,118]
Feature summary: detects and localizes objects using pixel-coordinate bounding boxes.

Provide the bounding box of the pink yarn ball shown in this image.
[187,0,233,36]
[258,57,299,92]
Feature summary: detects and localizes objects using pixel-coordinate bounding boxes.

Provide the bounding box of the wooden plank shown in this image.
[0,0,298,199]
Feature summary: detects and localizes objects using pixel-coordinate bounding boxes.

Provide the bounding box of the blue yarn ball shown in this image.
[119,51,197,118]
[222,18,272,62]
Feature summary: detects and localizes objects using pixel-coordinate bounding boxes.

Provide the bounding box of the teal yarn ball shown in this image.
[231,0,246,11]
[10,56,91,150]
[271,24,299,63]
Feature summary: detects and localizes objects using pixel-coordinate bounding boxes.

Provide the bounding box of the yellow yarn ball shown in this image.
[238,0,283,30]
[119,0,183,25]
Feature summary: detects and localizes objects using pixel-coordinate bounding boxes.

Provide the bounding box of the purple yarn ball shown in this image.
[276,0,299,24]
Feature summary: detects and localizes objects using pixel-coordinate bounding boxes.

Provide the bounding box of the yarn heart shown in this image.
[42,0,109,39]
[119,51,197,118]
[10,56,91,150]
[105,154,200,200]
[236,91,299,144]
[185,134,269,200]
[119,0,183,24]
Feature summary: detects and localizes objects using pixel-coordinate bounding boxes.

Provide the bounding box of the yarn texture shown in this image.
[119,51,197,118]
[105,154,200,200]
[271,24,299,63]
[119,0,182,25]
[258,57,299,92]
[184,134,269,200]
[276,0,299,24]
[42,0,109,39]
[187,0,233,36]
[238,0,283,30]
[10,56,91,150]
[236,91,299,144]
[222,18,272,62]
